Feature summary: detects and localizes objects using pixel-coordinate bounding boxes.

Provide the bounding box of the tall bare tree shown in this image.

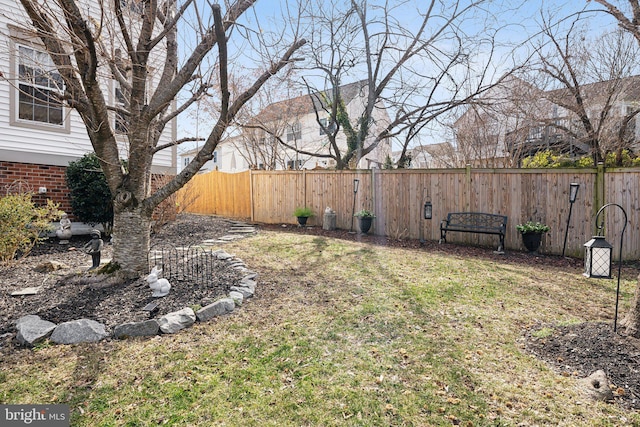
[13,0,305,276]
[592,0,640,338]
[526,14,640,165]
[275,0,515,169]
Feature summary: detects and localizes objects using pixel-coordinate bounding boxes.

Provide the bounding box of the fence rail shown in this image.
[178,167,640,259]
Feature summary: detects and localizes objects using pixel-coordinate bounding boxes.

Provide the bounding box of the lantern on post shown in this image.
[423,201,432,220]
[583,236,612,279]
[562,183,580,257]
[350,179,360,233]
[583,203,628,332]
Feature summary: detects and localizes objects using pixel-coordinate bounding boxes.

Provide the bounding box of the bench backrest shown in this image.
[445,212,507,231]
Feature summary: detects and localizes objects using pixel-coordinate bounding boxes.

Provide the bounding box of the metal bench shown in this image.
[439,212,508,253]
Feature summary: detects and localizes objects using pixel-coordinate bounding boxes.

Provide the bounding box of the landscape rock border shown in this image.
[14,221,259,347]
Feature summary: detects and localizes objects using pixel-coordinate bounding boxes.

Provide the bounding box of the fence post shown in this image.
[465,164,472,212]
[594,163,605,232]
[249,170,254,222]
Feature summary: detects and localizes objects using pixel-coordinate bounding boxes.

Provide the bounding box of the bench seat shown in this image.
[440,212,507,252]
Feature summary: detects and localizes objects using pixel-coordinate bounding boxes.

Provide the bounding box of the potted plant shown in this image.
[354,209,375,234]
[293,206,314,226]
[516,221,550,252]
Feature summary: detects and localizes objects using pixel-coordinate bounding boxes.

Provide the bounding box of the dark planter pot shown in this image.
[297,216,309,226]
[521,232,543,252]
[358,217,373,234]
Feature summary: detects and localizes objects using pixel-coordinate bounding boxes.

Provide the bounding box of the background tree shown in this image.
[524,15,640,165]
[16,0,305,276]
[274,0,516,169]
[65,153,114,235]
[592,0,640,338]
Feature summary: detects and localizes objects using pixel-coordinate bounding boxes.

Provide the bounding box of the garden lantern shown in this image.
[583,203,628,332]
[423,201,432,220]
[350,179,360,233]
[562,182,580,257]
[569,182,579,203]
[583,236,612,279]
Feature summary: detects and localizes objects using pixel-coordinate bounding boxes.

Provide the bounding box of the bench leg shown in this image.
[497,234,505,253]
[439,230,446,244]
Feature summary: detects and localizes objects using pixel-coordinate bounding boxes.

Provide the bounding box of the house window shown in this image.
[287,122,301,142]
[17,45,63,126]
[183,157,191,167]
[114,83,128,134]
[287,159,303,170]
[319,117,336,135]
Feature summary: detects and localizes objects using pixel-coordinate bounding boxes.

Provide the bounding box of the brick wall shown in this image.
[0,161,73,215]
[0,161,176,222]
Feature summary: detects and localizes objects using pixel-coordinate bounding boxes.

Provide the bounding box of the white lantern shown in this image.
[583,236,612,279]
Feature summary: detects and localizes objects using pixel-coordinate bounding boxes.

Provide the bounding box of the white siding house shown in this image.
[0,0,176,215]
[179,80,392,172]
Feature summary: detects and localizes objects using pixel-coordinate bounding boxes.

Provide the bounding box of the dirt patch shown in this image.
[526,322,640,409]
[0,214,243,339]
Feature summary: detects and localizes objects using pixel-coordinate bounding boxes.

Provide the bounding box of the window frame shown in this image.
[319,117,336,135]
[287,122,301,142]
[9,29,70,133]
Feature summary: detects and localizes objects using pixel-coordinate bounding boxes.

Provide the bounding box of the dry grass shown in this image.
[1,230,638,426]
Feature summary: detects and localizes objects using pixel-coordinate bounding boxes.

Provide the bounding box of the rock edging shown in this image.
[14,220,258,347]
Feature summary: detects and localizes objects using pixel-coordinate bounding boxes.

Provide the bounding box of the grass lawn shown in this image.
[1,230,639,426]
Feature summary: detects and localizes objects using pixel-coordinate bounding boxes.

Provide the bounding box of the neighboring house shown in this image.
[0,0,176,220]
[453,75,640,166]
[178,140,243,174]
[393,143,459,169]
[179,80,392,172]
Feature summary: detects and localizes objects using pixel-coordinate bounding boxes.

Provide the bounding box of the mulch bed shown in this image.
[0,215,242,337]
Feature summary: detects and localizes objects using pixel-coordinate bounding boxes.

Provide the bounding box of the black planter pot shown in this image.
[358,217,373,234]
[521,232,543,252]
[297,216,309,226]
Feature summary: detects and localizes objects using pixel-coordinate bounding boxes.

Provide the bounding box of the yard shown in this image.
[1,215,639,426]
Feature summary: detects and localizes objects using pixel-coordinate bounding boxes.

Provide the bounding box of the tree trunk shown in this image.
[620,273,640,338]
[111,206,152,278]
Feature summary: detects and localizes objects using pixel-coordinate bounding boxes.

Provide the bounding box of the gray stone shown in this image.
[228,291,244,306]
[113,320,159,339]
[228,227,256,233]
[578,370,614,402]
[50,319,108,344]
[34,260,69,273]
[158,308,196,334]
[229,285,254,299]
[216,251,234,260]
[196,298,235,322]
[243,272,259,280]
[10,287,42,296]
[15,315,56,346]
[239,278,257,290]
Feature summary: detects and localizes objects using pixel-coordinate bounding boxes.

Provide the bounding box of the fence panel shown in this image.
[180,167,640,259]
[178,170,251,218]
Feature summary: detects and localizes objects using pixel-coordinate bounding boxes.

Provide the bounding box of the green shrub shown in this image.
[0,194,62,264]
[65,153,114,234]
[354,209,375,218]
[516,221,550,234]
[293,206,314,217]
